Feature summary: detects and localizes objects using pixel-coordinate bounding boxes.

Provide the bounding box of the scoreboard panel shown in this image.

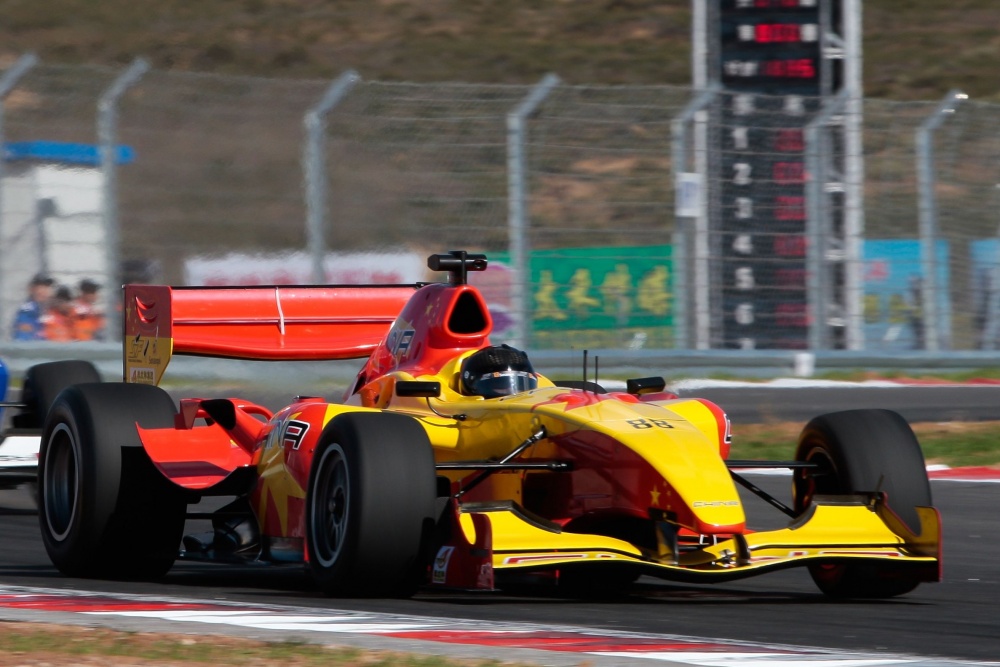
[712,0,843,349]
[719,91,819,348]
[718,0,834,96]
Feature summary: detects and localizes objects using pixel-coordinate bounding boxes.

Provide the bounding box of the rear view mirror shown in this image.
[626,376,667,395]
[395,381,442,398]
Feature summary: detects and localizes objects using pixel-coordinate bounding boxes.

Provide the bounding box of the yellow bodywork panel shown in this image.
[460,508,644,562]
[401,385,745,533]
[470,499,939,577]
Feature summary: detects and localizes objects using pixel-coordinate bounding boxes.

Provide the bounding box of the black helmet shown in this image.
[461,345,538,398]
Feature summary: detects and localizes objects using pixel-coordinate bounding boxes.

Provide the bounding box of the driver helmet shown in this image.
[461,344,538,398]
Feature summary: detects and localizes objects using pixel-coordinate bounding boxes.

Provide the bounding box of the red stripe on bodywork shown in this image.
[694,398,731,459]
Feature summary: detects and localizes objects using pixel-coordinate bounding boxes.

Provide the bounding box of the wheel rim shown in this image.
[796,442,851,587]
[794,443,841,513]
[43,423,79,542]
[311,443,350,568]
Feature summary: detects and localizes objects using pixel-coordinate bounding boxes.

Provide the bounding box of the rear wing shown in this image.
[123,284,417,385]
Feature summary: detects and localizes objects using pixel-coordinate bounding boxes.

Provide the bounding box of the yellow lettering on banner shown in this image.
[864,293,881,324]
[567,268,600,316]
[637,265,670,317]
[600,263,632,321]
[534,270,567,321]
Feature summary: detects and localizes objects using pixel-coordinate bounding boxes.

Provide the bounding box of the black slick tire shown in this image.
[38,382,186,579]
[16,360,101,429]
[793,409,932,599]
[306,412,436,597]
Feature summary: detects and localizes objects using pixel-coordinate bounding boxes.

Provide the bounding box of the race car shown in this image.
[36,251,941,599]
[0,358,99,490]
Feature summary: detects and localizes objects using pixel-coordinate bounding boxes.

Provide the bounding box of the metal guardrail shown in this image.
[3,343,1000,388]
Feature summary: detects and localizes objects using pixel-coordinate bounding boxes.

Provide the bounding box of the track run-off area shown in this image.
[0,578,991,667]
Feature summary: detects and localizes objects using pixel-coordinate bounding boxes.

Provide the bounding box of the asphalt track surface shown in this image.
[1,385,999,664]
[0,474,997,664]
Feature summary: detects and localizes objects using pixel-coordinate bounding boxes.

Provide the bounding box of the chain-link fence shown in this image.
[860,95,1000,353]
[1,61,998,354]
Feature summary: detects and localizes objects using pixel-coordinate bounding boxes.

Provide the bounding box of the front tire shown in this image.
[307,412,436,597]
[793,409,931,599]
[38,383,186,579]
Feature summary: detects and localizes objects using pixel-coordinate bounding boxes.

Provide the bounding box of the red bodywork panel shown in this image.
[250,401,333,539]
[354,282,492,388]
[139,423,249,490]
[432,503,494,589]
[125,284,417,360]
[138,397,274,490]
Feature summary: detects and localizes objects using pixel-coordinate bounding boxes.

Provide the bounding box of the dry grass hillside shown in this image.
[0,0,997,100]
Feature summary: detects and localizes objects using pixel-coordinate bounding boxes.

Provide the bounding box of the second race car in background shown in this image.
[0,359,100,490]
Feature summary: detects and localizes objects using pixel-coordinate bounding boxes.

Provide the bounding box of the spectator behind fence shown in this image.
[73,278,105,341]
[42,286,77,342]
[11,273,54,341]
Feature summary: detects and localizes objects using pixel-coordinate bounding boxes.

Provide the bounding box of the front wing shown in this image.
[430,495,940,588]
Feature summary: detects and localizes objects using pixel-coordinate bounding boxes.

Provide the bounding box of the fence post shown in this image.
[303,70,361,284]
[916,89,967,351]
[506,73,559,349]
[842,0,865,351]
[0,53,39,338]
[98,57,149,341]
[671,84,717,350]
[805,88,848,350]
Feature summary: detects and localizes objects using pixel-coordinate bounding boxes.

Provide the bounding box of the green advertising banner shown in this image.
[490,245,673,349]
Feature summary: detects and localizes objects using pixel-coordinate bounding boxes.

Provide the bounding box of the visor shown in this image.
[470,370,538,398]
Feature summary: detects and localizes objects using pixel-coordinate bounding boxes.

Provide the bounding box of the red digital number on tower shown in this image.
[734,0,818,8]
[762,59,816,78]
[774,128,804,151]
[773,162,805,184]
[738,23,818,44]
[775,195,806,220]
[774,234,807,257]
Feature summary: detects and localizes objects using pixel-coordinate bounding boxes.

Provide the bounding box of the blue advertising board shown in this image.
[969,239,1000,349]
[863,239,949,351]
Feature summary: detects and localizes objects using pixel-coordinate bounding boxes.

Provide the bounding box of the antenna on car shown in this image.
[582,349,588,392]
[427,250,488,286]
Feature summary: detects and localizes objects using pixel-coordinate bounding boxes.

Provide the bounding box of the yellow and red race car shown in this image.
[37,251,940,599]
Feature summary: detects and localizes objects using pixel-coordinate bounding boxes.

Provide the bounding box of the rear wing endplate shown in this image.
[123,284,416,385]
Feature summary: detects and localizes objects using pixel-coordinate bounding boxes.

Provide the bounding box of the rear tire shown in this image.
[15,360,101,429]
[306,412,436,597]
[38,383,186,579]
[793,409,931,599]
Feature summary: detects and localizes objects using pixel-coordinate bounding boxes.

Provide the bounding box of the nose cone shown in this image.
[528,389,746,535]
[600,410,745,534]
